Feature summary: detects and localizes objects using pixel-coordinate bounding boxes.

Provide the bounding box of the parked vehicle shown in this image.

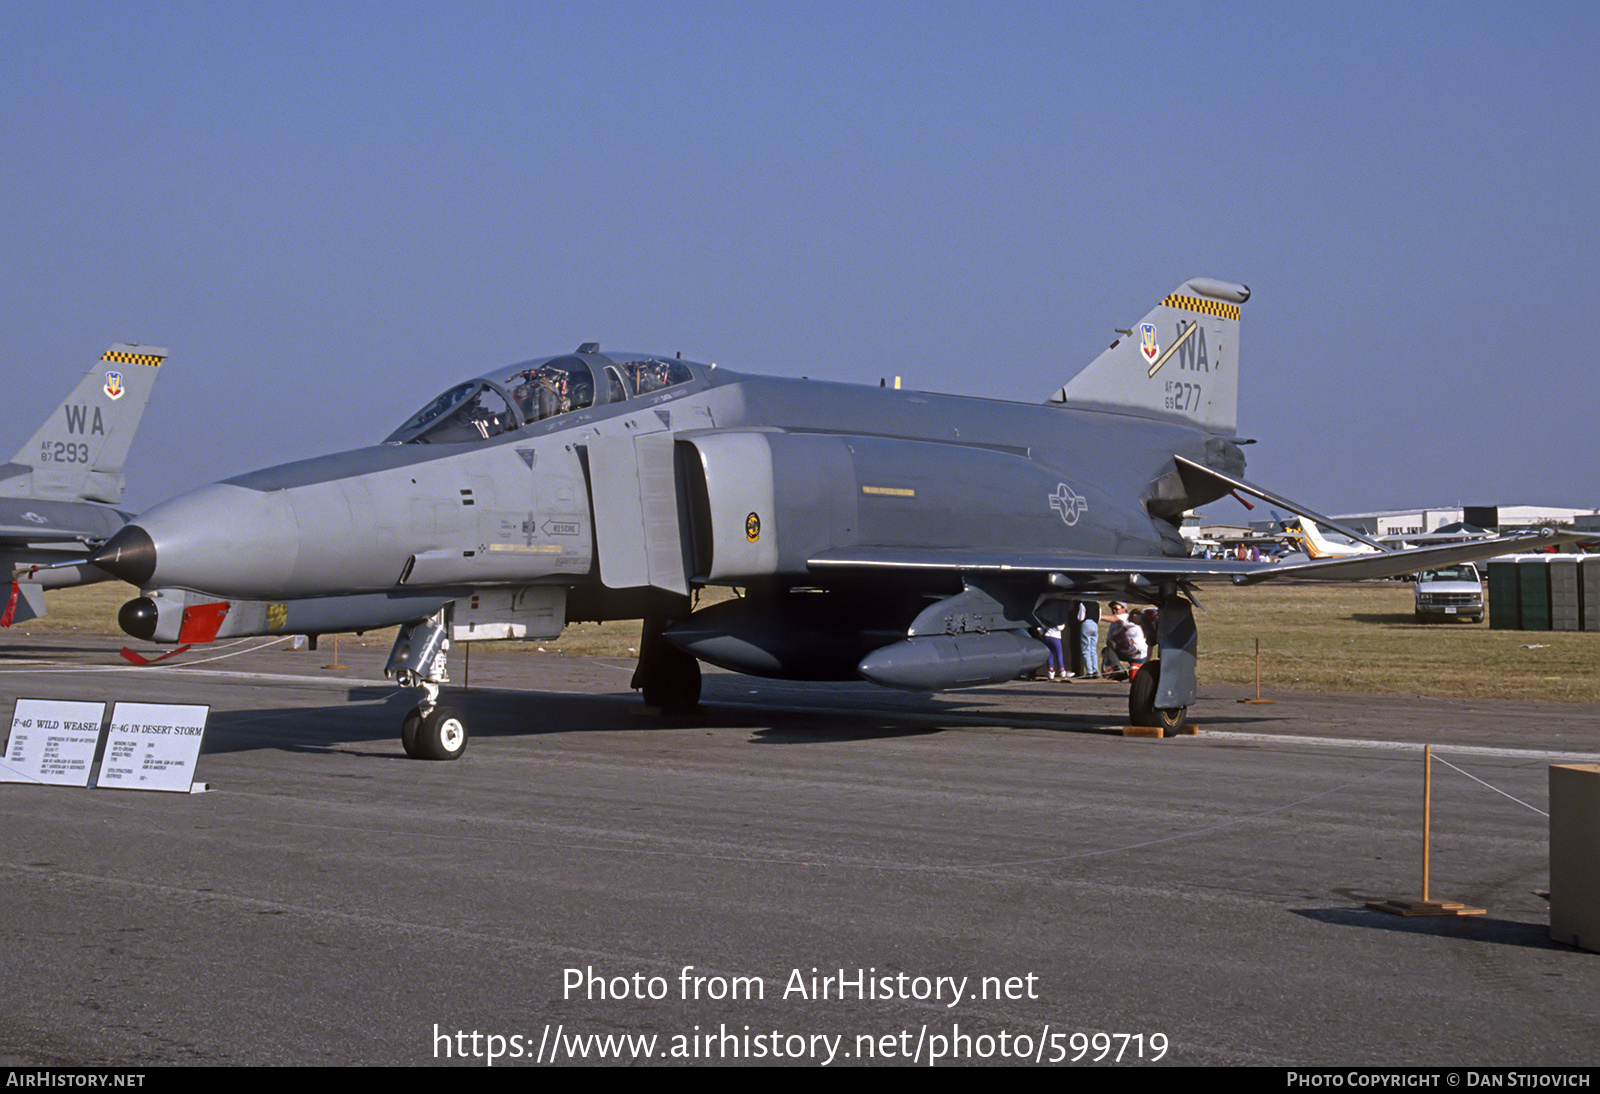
[1414,563,1485,623]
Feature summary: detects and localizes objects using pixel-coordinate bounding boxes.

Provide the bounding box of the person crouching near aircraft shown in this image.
[1134,606,1159,647]
[1102,602,1150,679]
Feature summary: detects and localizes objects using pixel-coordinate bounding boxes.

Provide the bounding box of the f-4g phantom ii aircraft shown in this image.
[3,345,166,626]
[87,280,1561,758]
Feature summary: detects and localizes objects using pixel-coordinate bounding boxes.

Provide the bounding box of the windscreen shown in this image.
[388,381,518,444]
[386,352,699,443]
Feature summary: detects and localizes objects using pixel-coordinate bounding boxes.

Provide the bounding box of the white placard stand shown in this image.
[97,702,210,793]
[2,699,108,786]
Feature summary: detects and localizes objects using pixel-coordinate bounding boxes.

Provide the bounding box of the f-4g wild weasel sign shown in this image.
[87,280,1560,758]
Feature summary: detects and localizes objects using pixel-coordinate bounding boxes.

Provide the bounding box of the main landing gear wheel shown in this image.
[1128,660,1188,734]
[402,703,469,760]
[635,618,702,714]
[643,656,701,714]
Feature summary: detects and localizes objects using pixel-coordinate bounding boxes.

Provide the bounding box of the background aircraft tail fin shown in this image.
[1047,278,1249,434]
[2,344,167,504]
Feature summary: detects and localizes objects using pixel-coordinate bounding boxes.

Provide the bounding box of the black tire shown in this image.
[412,704,468,760]
[1128,660,1187,733]
[643,657,702,714]
[635,619,703,714]
[401,706,425,759]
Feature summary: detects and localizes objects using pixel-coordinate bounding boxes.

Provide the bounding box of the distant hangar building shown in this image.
[1334,505,1599,537]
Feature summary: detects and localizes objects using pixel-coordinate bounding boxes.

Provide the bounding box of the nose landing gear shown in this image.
[388,610,469,760]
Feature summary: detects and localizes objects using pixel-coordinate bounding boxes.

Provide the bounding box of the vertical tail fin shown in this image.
[1047,278,1249,434]
[3,345,167,504]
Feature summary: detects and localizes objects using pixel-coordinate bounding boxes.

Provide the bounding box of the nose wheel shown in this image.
[402,703,469,761]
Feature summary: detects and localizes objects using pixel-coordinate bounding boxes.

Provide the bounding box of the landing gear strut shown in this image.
[387,610,468,760]
[633,616,701,714]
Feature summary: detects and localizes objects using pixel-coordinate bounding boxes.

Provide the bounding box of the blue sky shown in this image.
[4,0,1595,517]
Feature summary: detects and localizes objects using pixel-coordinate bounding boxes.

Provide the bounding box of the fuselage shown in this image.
[90,351,1237,652]
[96,362,1222,596]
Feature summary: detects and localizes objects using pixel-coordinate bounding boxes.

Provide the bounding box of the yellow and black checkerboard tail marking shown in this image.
[102,347,167,367]
[1159,293,1241,322]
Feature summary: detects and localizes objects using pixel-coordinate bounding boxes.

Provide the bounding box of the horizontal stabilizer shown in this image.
[1172,456,1386,551]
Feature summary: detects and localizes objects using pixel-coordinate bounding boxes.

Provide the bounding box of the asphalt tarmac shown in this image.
[2,633,1597,1067]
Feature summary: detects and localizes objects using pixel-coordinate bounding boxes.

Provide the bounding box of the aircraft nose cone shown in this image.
[86,482,300,598]
[90,524,158,586]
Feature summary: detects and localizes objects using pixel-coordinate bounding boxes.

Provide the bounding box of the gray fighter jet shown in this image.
[2,345,166,626]
[87,282,1561,757]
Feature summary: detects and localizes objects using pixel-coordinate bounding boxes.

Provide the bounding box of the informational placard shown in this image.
[97,702,210,793]
[1,699,107,786]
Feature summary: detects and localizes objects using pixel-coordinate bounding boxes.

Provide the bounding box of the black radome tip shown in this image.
[89,524,158,587]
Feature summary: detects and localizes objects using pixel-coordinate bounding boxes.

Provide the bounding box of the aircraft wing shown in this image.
[808,530,1578,588]
[1233,531,1580,584]
[808,547,1260,581]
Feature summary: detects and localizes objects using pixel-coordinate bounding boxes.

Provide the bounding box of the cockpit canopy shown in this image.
[386,349,699,444]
